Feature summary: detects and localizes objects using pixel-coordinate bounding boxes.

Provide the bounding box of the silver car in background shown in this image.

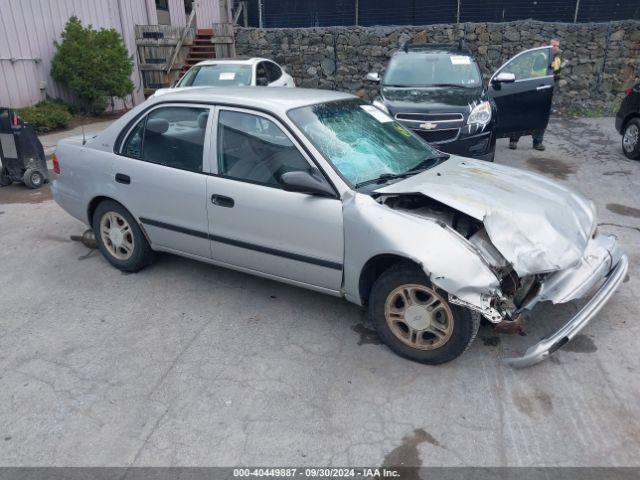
[51,87,628,367]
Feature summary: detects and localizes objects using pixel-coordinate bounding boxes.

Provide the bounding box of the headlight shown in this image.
[372,99,389,114]
[467,101,491,127]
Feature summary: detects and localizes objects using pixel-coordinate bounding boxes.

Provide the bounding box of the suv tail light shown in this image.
[52,153,60,174]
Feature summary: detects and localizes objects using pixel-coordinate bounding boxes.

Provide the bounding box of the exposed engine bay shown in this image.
[376,193,543,323]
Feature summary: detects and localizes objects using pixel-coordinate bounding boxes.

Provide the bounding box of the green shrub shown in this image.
[51,16,134,114]
[17,100,73,133]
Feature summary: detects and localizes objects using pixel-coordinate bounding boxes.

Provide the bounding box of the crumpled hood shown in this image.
[375,156,596,276]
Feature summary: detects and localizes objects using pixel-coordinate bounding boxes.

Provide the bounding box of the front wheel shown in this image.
[622,118,640,160]
[92,200,154,273]
[368,263,479,365]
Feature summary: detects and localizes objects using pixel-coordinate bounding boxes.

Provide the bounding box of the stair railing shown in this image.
[166,8,197,75]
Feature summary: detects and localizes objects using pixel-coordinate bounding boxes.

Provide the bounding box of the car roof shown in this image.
[194,57,270,66]
[147,86,357,115]
[393,43,474,57]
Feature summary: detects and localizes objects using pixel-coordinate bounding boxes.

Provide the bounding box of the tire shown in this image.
[0,169,11,187]
[22,168,45,189]
[622,118,640,160]
[92,200,154,273]
[368,262,479,365]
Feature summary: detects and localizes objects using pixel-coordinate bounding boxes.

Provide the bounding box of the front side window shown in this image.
[217,110,311,187]
[121,106,208,173]
[176,64,252,87]
[288,99,442,186]
[500,48,550,80]
[384,53,482,87]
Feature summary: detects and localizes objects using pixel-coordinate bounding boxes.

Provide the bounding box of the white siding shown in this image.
[0,0,153,108]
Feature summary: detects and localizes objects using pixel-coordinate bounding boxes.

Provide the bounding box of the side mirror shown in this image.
[493,72,516,84]
[280,170,335,197]
[257,76,269,86]
[366,72,381,83]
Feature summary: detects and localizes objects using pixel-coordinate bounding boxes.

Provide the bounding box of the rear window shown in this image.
[384,53,481,88]
[177,64,252,87]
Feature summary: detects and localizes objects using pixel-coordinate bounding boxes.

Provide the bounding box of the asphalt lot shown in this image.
[0,116,639,467]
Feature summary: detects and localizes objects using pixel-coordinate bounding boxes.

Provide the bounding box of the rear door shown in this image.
[112,103,212,258]
[489,47,554,138]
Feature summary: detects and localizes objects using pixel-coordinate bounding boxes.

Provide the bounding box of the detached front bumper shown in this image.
[504,234,628,368]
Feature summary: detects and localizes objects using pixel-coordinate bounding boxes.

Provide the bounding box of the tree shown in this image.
[51,16,134,114]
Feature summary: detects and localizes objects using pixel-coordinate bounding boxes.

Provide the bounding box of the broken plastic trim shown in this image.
[503,254,628,368]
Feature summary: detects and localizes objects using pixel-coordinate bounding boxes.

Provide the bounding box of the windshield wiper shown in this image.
[405,153,450,173]
[355,172,414,189]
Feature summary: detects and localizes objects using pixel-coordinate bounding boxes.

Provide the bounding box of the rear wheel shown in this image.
[622,118,640,160]
[22,168,45,189]
[369,263,479,365]
[92,200,154,272]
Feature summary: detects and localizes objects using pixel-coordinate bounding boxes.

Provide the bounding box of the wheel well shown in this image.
[623,113,640,130]
[87,196,112,225]
[358,254,420,305]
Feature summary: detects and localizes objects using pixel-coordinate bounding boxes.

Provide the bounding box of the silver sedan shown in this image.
[51,87,628,367]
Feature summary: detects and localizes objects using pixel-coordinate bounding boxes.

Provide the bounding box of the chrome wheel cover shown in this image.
[623,124,638,153]
[384,284,454,350]
[99,211,135,261]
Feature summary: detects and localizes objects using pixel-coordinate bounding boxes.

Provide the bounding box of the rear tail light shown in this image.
[626,88,633,95]
[52,153,60,174]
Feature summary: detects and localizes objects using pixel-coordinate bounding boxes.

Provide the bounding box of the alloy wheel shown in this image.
[384,284,454,350]
[623,124,638,153]
[99,211,135,261]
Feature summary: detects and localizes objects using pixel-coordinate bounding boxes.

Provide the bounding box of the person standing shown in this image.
[509,38,562,151]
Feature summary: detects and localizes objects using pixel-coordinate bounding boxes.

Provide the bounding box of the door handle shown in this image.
[536,85,552,91]
[211,194,234,208]
[115,173,130,184]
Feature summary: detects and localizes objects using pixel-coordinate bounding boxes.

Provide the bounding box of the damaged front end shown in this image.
[365,157,628,367]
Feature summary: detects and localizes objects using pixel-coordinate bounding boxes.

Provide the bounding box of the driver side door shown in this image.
[488,46,554,138]
[205,107,344,292]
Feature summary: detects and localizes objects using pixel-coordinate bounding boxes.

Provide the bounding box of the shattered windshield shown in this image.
[384,53,481,87]
[288,99,442,186]
[176,64,252,87]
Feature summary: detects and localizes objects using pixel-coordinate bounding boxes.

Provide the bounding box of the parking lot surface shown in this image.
[0,116,639,467]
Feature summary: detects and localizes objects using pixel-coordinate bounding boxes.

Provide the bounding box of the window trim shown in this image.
[212,105,336,195]
[118,102,214,175]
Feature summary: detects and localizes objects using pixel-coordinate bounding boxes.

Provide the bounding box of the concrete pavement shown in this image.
[0,116,639,467]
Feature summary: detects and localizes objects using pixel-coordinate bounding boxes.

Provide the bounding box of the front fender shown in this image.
[343,193,501,311]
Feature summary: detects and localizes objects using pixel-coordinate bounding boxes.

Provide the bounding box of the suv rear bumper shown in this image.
[504,235,628,368]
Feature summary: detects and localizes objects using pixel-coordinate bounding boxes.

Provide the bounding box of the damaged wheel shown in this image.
[92,200,153,273]
[369,262,479,365]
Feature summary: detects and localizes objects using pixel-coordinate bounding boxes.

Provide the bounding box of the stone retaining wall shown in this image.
[235,20,640,110]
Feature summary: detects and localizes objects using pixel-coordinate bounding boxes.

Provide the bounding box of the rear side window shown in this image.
[217,110,310,187]
[265,62,282,82]
[121,106,209,173]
